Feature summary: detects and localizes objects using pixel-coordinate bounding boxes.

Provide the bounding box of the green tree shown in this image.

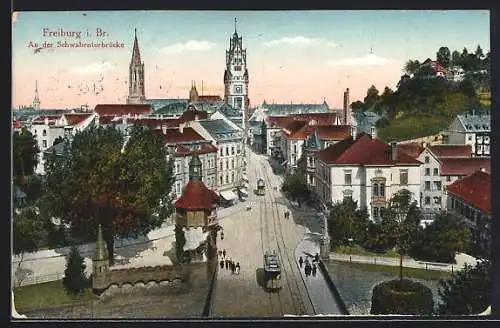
[475,45,484,59]
[410,212,471,263]
[350,100,366,113]
[63,246,88,295]
[461,47,469,61]
[436,46,451,68]
[364,85,380,109]
[13,127,39,180]
[404,59,421,75]
[414,65,436,78]
[13,207,45,256]
[53,136,65,146]
[174,224,187,263]
[42,125,175,265]
[281,171,308,202]
[438,260,492,315]
[327,198,369,247]
[451,50,461,66]
[381,189,421,289]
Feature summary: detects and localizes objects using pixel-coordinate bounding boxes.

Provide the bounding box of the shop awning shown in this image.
[219,190,238,201]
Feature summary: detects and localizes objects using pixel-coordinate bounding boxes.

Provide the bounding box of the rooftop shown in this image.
[428,144,472,158]
[175,180,219,210]
[447,170,490,214]
[397,143,425,159]
[440,157,490,176]
[94,104,152,116]
[154,127,206,144]
[457,113,491,132]
[199,119,241,141]
[315,133,421,166]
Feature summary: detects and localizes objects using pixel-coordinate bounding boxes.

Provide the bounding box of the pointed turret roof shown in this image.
[131,28,142,65]
[94,224,108,261]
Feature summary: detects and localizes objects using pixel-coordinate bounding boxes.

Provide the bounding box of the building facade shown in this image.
[314,133,421,221]
[443,113,490,156]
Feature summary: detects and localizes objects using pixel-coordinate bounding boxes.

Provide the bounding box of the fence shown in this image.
[12,272,65,287]
[328,253,476,274]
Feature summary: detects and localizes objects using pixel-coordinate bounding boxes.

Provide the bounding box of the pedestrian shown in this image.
[231,261,236,274]
[298,256,303,267]
[315,253,319,263]
[223,249,226,258]
[218,250,222,258]
[225,258,229,270]
[220,259,224,269]
[221,231,224,240]
[312,264,317,276]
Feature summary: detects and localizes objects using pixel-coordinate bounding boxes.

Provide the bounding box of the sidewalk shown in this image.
[329,252,480,273]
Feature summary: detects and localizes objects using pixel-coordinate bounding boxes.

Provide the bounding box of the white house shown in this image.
[314,133,421,221]
[442,112,490,156]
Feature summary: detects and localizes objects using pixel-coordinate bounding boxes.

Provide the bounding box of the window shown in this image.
[484,136,490,144]
[231,159,234,169]
[380,183,385,197]
[344,170,352,186]
[373,207,379,219]
[484,145,490,154]
[175,163,180,174]
[231,172,234,183]
[400,169,408,185]
[226,147,229,156]
[225,175,229,184]
[425,196,431,205]
[433,181,441,191]
[220,147,223,156]
[373,183,379,196]
[425,181,431,190]
[446,176,451,182]
[293,145,297,153]
[237,145,241,154]
[42,140,47,148]
[434,196,442,205]
[231,146,235,155]
[220,176,223,185]
[43,129,47,136]
[425,156,429,163]
[468,135,473,141]
[425,168,430,176]
[433,168,439,176]
[226,160,229,169]
[175,182,181,194]
[220,162,223,170]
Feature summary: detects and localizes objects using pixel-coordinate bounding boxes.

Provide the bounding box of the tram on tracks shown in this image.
[256,178,265,196]
[263,250,281,291]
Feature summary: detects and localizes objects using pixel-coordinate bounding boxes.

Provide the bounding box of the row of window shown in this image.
[372,206,385,219]
[372,182,386,197]
[424,196,441,205]
[219,144,241,157]
[343,170,408,186]
[424,180,442,191]
[424,167,439,176]
[220,158,238,171]
[175,158,216,174]
[476,144,490,155]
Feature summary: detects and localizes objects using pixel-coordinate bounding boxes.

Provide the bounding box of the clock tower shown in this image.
[189,150,202,181]
[224,18,249,133]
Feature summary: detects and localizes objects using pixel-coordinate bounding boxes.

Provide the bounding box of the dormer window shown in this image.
[42,129,47,136]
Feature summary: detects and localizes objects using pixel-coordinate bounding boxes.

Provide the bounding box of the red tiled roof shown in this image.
[33,115,61,122]
[178,109,209,123]
[440,157,490,176]
[63,113,92,126]
[98,116,117,125]
[94,104,152,116]
[198,95,222,102]
[266,116,295,129]
[175,180,219,210]
[174,143,217,156]
[447,170,491,214]
[316,125,351,140]
[397,142,425,159]
[428,144,472,158]
[267,112,339,129]
[128,118,180,128]
[282,120,308,136]
[154,127,206,144]
[315,133,421,166]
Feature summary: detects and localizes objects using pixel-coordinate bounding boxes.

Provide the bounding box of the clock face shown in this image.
[235,85,242,94]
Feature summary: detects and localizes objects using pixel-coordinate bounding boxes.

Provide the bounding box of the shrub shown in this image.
[370,279,434,315]
[62,246,88,295]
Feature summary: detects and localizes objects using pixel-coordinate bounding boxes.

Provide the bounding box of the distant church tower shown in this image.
[189,81,199,102]
[224,18,249,130]
[32,80,40,110]
[127,28,146,104]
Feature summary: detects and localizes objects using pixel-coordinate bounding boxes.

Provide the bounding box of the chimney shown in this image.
[343,88,350,125]
[370,126,377,139]
[161,124,167,135]
[391,142,397,161]
[179,122,185,134]
[351,125,357,140]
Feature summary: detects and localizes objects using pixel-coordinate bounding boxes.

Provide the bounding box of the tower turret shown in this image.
[189,81,199,102]
[92,224,109,293]
[189,150,203,181]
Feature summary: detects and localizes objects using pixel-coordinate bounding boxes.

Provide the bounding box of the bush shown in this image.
[62,246,88,295]
[370,279,434,315]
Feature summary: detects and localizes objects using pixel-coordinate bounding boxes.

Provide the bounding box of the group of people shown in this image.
[284,211,290,219]
[298,253,320,277]
[218,249,240,275]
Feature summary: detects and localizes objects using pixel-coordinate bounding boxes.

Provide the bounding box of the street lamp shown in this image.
[348,237,354,262]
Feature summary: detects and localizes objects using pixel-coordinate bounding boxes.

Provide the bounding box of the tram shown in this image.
[256,178,265,196]
[263,250,281,291]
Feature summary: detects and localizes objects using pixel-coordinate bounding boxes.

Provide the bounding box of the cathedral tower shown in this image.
[33,80,40,110]
[127,28,146,104]
[223,18,249,128]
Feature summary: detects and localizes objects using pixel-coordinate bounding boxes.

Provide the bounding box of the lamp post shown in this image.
[348,237,354,262]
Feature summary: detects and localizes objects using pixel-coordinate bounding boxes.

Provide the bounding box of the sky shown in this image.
[12,10,490,110]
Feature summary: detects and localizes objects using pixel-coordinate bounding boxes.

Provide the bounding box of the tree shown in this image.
[380,189,421,289]
[53,136,65,146]
[327,198,369,247]
[63,246,88,295]
[451,50,461,66]
[414,65,436,78]
[42,125,175,266]
[436,46,451,68]
[364,85,380,109]
[13,127,39,180]
[475,45,484,59]
[13,207,46,286]
[404,60,421,75]
[438,260,492,315]
[350,100,366,113]
[281,171,308,202]
[410,211,471,263]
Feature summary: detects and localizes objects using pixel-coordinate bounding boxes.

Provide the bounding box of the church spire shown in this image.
[94,224,108,261]
[33,80,40,110]
[127,28,146,104]
[234,17,237,35]
[131,28,141,65]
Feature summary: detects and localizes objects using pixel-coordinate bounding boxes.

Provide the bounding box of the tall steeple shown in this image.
[127,28,146,104]
[94,224,108,261]
[189,81,199,102]
[32,80,40,110]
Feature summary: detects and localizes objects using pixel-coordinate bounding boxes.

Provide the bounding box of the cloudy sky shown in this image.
[12,10,490,109]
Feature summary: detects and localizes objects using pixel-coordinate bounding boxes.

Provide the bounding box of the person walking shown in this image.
[298,256,304,267]
[220,259,224,269]
[312,263,317,276]
[225,258,229,270]
[235,262,240,275]
[314,253,319,263]
[222,249,226,258]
